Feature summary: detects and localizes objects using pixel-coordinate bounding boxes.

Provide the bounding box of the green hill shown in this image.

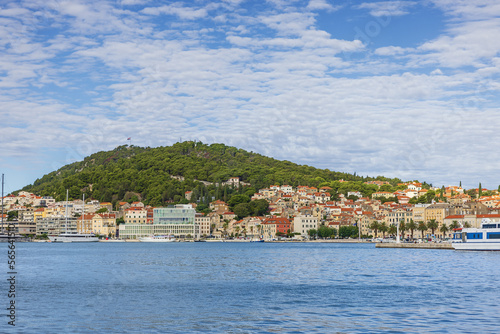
[20,141,403,207]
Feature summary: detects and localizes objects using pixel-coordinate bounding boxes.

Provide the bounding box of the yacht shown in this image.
[139,235,176,242]
[48,190,98,243]
[49,233,99,243]
[452,220,500,250]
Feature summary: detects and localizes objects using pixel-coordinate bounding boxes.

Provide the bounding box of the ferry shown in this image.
[452,220,500,251]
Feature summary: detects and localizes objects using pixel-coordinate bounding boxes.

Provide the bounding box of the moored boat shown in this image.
[139,235,176,242]
[452,220,500,251]
[49,190,99,243]
[49,233,99,243]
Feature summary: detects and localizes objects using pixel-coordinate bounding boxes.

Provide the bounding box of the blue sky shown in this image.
[1,0,500,193]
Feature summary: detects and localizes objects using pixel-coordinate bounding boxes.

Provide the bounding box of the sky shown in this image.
[1,0,500,193]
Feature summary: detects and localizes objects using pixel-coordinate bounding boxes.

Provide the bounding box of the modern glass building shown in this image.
[120,205,199,239]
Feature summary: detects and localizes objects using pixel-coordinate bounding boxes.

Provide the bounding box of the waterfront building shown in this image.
[262,217,291,239]
[195,213,210,237]
[36,216,77,236]
[92,213,117,237]
[120,204,198,239]
[293,214,319,238]
[77,214,94,234]
[124,207,148,224]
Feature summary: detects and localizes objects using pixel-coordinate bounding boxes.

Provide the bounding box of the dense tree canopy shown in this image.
[20,141,408,208]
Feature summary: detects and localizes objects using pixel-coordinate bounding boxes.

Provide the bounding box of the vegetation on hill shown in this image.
[20,141,406,208]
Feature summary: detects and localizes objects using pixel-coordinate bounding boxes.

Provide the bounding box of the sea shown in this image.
[2,242,500,333]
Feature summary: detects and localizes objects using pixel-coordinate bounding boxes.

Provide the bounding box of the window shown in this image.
[487,233,500,239]
[483,224,496,229]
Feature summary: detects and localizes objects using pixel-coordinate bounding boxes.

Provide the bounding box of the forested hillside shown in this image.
[20,141,405,207]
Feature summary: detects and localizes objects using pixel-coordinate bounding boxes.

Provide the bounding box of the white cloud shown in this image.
[306,0,338,12]
[141,4,208,20]
[374,46,412,56]
[2,0,500,191]
[356,1,417,17]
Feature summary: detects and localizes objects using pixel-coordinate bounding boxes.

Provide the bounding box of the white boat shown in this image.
[49,190,99,243]
[452,220,500,251]
[49,233,99,243]
[139,235,176,242]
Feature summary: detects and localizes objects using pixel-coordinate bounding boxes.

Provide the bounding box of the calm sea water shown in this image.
[3,242,500,333]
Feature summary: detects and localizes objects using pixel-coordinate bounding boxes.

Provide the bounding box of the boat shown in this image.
[48,190,98,243]
[250,239,264,242]
[452,219,500,250]
[139,235,176,242]
[49,233,99,243]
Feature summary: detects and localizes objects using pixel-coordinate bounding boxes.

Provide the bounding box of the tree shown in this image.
[233,203,250,219]
[96,207,108,214]
[318,225,335,238]
[307,229,317,239]
[248,199,269,216]
[407,219,417,240]
[379,222,388,238]
[439,224,449,239]
[339,225,358,238]
[427,219,438,236]
[399,220,406,240]
[417,221,427,239]
[388,224,397,236]
[478,182,482,198]
[227,194,250,209]
[7,211,18,221]
[369,221,380,238]
[463,221,471,228]
[222,221,229,237]
[450,220,459,231]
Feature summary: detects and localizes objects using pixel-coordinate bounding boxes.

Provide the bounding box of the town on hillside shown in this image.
[1,178,500,241]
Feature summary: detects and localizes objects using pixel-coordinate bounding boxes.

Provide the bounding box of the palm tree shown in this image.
[369,221,380,238]
[450,220,459,231]
[407,219,417,240]
[417,221,427,239]
[463,221,471,228]
[234,226,240,237]
[427,219,438,236]
[388,224,397,237]
[440,224,449,239]
[222,222,229,238]
[379,222,388,238]
[399,219,407,240]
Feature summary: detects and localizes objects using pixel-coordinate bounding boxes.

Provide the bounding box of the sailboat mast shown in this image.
[1,174,4,233]
[65,189,69,234]
[82,193,85,234]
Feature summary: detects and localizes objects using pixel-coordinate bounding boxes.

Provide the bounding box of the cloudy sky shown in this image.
[1,0,500,193]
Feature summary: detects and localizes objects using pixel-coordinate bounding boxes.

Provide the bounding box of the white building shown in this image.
[195,213,211,237]
[293,214,319,238]
[120,204,199,239]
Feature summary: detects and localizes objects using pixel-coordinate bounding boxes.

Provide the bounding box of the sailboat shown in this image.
[48,190,98,243]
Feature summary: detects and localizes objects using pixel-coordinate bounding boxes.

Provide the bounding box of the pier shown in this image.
[376,242,453,249]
